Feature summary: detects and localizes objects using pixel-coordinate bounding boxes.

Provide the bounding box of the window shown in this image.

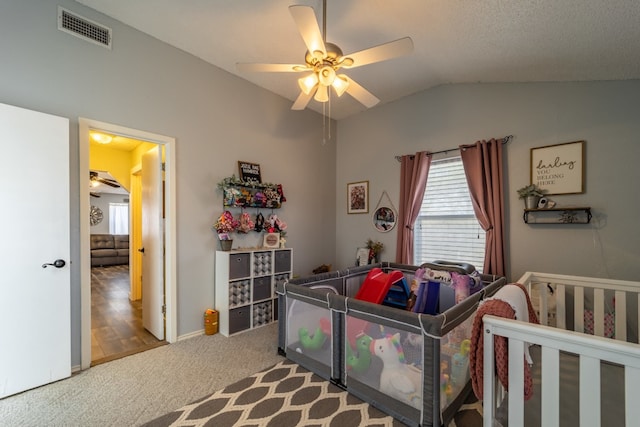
[414,156,486,272]
[109,203,129,235]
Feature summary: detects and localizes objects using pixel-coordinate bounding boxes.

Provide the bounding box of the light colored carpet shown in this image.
[0,324,283,427]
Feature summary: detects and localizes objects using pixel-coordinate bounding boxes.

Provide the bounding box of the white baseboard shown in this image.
[178,329,205,341]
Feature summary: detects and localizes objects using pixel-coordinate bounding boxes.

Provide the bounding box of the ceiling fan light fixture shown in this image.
[90,132,112,144]
[298,73,319,95]
[314,84,329,102]
[332,74,349,97]
[318,66,336,86]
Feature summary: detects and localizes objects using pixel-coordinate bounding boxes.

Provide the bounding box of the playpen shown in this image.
[277,262,506,427]
[482,272,640,426]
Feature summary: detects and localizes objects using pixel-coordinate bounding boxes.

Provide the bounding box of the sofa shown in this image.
[90,234,129,267]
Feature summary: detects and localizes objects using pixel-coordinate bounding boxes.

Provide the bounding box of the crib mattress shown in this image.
[496,345,625,426]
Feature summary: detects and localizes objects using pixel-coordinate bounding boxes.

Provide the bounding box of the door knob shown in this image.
[138,247,145,253]
[42,259,66,269]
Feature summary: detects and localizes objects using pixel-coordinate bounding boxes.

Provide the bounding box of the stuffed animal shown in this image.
[298,317,331,351]
[346,333,373,373]
[370,333,423,409]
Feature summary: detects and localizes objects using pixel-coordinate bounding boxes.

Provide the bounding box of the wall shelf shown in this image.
[523,206,592,224]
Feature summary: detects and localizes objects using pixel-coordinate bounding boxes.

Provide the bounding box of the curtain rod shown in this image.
[394,135,513,162]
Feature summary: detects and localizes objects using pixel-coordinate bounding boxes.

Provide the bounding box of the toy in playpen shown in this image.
[370,333,423,409]
[295,268,406,372]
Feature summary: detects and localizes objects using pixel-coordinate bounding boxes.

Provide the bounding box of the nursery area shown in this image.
[277,261,506,427]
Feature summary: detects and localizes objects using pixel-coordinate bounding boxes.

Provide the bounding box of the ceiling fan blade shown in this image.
[344,77,380,108]
[289,5,326,59]
[97,177,121,188]
[236,63,309,73]
[90,192,101,198]
[291,90,314,110]
[341,37,414,69]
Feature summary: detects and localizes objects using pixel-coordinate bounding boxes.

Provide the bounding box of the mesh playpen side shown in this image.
[277,262,505,426]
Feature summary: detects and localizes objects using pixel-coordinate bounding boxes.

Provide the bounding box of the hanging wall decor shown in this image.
[347,181,368,214]
[90,205,103,226]
[530,141,584,195]
[372,190,397,232]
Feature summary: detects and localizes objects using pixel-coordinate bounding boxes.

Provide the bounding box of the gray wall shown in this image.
[0,0,336,366]
[337,81,640,282]
[4,0,639,370]
[89,193,129,234]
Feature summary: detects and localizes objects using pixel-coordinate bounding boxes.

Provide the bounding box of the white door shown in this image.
[0,102,71,398]
[141,146,164,339]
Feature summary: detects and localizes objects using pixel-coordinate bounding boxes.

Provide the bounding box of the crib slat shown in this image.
[579,355,600,427]
[556,284,566,330]
[507,339,525,427]
[540,346,559,427]
[626,366,640,426]
[539,282,549,326]
[483,326,496,427]
[593,288,604,337]
[574,286,585,333]
[615,291,626,341]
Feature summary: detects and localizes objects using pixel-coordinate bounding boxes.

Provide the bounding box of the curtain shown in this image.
[395,151,431,264]
[109,203,129,235]
[460,139,505,276]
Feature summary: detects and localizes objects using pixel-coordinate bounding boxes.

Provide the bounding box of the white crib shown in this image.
[482,272,640,427]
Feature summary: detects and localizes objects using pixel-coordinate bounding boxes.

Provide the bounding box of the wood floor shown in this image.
[91,265,165,366]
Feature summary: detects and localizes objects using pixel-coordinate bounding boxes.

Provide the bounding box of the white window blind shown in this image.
[414,156,486,272]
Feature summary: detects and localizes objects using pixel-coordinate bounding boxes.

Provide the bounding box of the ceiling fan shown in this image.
[90,171,121,188]
[236,1,413,111]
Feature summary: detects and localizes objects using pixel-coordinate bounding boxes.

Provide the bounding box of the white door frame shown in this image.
[79,118,177,370]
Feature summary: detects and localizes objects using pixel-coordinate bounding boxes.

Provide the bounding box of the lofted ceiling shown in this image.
[74,0,640,120]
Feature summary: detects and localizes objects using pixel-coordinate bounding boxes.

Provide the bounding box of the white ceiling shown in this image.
[75,0,640,120]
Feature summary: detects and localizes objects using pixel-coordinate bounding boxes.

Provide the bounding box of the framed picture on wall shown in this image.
[530,141,585,195]
[347,181,369,214]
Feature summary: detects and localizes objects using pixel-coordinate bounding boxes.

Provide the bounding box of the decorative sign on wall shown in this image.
[530,141,584,195]
[238,161,262,183]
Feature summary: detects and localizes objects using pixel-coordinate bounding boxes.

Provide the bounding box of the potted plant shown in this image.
[213,211,239,251]
[517,184,547,209]
[366,238,384,263]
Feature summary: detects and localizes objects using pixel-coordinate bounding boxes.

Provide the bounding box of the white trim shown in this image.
[178,330,206,341]
[79,118,177,370]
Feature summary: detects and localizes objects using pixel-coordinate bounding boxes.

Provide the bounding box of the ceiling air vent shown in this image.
[58,6,112,49]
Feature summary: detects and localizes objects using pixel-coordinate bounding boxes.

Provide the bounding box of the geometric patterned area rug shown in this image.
[142,359,482,427]
[141,359,405,427]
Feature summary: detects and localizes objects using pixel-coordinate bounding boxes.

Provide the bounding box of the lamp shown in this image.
[314,84,329,102]
[91,132,113,144]
[332,74,349,97]
[300,66,350,103]
[298,73,318,95]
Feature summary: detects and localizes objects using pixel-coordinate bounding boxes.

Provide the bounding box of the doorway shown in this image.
[88,163,162,365]
[79,118,177,370]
